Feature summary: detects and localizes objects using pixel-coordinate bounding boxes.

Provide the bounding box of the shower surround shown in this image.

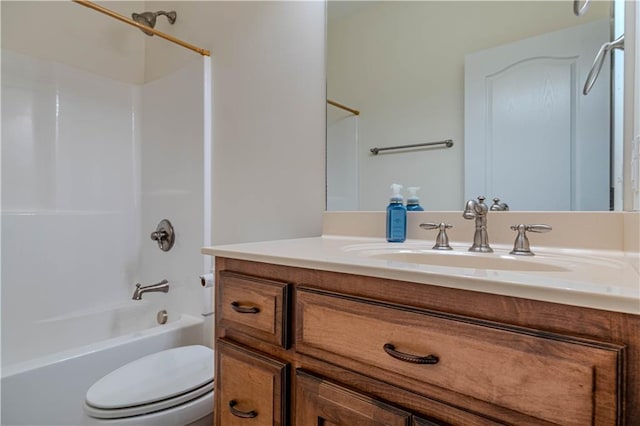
[1,46,210,424]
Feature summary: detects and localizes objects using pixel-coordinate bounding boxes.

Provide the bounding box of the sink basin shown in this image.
[369,251,568,272]
[343,244,570,272]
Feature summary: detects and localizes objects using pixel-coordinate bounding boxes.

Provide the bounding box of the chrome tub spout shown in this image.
[132,280,169,300]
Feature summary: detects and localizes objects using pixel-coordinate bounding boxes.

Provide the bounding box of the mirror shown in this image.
[326,1,623,211]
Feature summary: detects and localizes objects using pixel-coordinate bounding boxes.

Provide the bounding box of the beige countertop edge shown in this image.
[202,239,640,316]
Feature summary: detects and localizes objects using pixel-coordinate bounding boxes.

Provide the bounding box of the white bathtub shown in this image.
[1,301,206,426]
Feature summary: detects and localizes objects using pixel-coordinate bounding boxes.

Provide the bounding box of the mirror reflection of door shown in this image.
[612,0,624,211]
[464,19,610,211]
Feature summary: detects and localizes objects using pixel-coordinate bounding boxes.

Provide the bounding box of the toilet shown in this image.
[84,345,214,426]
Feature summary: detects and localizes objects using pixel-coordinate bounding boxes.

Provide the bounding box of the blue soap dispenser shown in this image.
[406,187,424,211]
[386,183,407,242]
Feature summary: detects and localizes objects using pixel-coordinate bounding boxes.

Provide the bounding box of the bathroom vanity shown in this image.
[204,212,640,425]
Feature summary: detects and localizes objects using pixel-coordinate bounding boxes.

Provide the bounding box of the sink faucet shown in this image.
[489,197,509,211]
[462,196,493,253]
[132,279,169,300]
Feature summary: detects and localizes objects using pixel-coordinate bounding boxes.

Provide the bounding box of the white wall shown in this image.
[328,1,609,211]
[2,0,327,249]
[144,1,326,244]
[1,1,145,84]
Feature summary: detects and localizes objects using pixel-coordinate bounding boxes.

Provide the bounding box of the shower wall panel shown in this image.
[1,50,141,362]
[327,108,359,211]
[139,59,209,343]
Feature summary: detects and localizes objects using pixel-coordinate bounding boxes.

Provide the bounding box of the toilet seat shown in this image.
[85,345,214,420]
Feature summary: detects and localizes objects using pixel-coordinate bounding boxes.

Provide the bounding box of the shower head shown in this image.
[131,10,177,36]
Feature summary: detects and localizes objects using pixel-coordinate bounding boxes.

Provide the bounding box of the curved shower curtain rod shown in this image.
[72,0,210,57]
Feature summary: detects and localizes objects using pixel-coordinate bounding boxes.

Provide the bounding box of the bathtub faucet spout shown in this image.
[132,280,169,300]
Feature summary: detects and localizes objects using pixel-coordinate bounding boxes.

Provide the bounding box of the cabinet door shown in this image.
[216,340,289,426]
[295,370,411,425]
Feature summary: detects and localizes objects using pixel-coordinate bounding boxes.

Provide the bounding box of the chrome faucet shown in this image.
[462,196,493,252]
[489,197,509,211]
[132,279,169,300]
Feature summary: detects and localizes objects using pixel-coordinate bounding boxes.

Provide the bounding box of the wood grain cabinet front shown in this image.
[214,259,637,425]
[296,287,625,426]
[412,417,450,426]
[295,370,413,426]
[217,271,291,348]
[216,339,289,426]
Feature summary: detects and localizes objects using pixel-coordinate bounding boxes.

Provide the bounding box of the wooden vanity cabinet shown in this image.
[214,258,639,425]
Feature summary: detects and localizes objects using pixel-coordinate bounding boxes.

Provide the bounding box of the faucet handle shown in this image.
[150,219,175,252]
[419,222,453,250]
[509,224,552,256]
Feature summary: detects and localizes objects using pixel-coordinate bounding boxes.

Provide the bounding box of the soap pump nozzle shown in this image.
[407,186,419,200]
[389,183,403,203]
[406,186,424,211]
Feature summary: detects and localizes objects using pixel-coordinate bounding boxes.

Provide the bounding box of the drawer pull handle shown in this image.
[230,301,260,314]
[383,343,439,365]
[228,400,258,418]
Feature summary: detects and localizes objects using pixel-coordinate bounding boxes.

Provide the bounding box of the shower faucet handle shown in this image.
[150,219,175,252]
[150,230,167,240]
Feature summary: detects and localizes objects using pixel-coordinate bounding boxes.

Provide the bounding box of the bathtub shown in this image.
[1,301,207,426]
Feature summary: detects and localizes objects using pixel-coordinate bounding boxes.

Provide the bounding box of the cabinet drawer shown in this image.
[216,339,289,426]
[296,288,624,426]
[296,370,412,425]
[218,271,291,347]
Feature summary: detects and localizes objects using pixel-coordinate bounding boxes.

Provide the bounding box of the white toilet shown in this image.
[84,345,214,426]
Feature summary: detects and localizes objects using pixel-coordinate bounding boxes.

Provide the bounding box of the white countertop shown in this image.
[202,235,640,315]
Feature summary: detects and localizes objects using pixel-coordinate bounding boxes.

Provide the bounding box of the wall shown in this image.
[327,1,609,211]
[2,0,327,247]
[144,1,326,244]
[0,1,145,84]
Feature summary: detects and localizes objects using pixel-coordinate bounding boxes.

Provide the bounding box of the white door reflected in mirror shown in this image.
[464,19,611,211]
